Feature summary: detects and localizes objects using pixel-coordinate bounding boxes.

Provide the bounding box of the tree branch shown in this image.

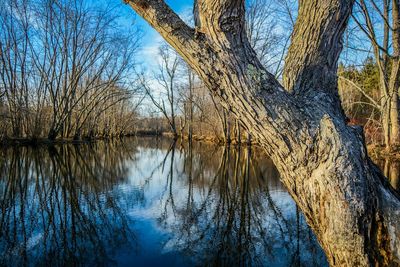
[126,0,201,66]
[283,0,355,108]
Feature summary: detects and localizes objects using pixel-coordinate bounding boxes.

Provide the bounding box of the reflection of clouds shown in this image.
[123,143,326,266]
[0,143,138,266]
[0,139,327,266]
[10,232,43,257]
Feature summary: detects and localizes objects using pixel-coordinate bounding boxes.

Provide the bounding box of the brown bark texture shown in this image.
[126,0,400,265]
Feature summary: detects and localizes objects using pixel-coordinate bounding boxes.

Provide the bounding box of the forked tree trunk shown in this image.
[127,0,400,265]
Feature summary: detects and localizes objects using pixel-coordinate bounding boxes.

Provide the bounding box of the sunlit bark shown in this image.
[127,0,400,265]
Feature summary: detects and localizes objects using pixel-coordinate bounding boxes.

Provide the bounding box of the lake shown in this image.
[1,136,380,266]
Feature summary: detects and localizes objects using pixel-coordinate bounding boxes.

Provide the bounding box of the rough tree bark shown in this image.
[126,0,400,265]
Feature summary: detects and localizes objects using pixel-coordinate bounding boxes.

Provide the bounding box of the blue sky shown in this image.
[84,0,193,70]
[120,0,194,70]
[104,0,194,114]
[134,0,193,34]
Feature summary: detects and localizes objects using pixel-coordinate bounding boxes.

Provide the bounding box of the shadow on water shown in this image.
[0,138,328,266]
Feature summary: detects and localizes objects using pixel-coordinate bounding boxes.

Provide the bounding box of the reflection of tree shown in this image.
[0,142,140,266]
[0,138,333,266]
[158,143,327,266]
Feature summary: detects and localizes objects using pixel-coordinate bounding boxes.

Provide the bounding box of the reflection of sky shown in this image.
[0,140,327,266]
[113,143,327,266]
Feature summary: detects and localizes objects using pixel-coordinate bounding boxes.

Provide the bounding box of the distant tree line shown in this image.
[1,0,399,149]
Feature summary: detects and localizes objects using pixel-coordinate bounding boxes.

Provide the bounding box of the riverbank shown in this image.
[0,137,96,147]
[2,133,400,160]
[0,131,164,147]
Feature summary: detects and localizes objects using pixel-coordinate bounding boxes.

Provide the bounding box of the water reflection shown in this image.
[0,138,327,266]
[0,142,138,266]
[154,142,326,266]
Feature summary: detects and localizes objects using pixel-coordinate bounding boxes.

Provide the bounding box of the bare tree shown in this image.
[0,0,140,140]
[0,0,33,137]
[143,44,180,138]
[349,0,400,148]
[33,0,137,139]
[177,63,196,140]
[246,0,293,76]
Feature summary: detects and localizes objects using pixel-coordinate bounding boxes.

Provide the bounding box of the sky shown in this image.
[99,0,195,115]
[123,0,194,70]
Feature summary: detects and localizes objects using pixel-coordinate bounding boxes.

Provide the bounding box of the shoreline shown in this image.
[1,134,400,160]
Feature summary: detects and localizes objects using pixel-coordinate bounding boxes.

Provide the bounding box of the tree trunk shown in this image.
[390,90,399,146]
[384,159,400,191]
[48,128,58,141]
[188,69,194,141]
[382,96,392,147]
[390,0,400,147]
[382,0,400,148]
[127,0,400,265]
[236,119,241,144]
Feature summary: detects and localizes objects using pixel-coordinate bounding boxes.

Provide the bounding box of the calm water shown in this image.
[0,138,330,266]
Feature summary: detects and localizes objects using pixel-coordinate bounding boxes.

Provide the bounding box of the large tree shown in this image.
[126,0,400,265]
